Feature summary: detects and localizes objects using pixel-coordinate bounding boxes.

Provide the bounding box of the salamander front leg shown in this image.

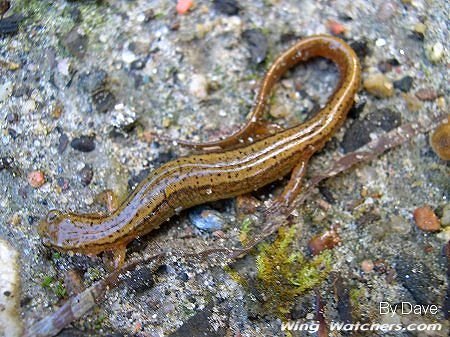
[266,158,310,216]
[157,120,282,152]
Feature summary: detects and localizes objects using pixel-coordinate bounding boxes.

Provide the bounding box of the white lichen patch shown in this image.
[0,240,22,337]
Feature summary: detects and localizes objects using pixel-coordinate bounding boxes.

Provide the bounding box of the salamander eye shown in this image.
[46,210,62,223]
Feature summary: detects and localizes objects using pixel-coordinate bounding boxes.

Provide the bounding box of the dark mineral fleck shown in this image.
[213,0,240,16]
[71,135,96,152]
[394,75,413,92]
[242,29,268,64]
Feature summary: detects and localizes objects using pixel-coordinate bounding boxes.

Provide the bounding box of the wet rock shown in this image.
[415,88,437,101]
[0,13,21,35]
[413,205,441,232]
[0,240,23,337]
[58,133,69,154]
[78,164,93,186]
[70,135,95,152]
[62,26,88,59]
[393,75,413,92]
[189,206,226,232]
[242,29,268,64]
[363,73,394,98]
[78,69,107,94]
[332,273,353,324]
[342,109,401,152]
[213,0,240,16]
[124,266,154,293]
[27,171,45,188]
[394,256,442,305]
[92,90,116,113]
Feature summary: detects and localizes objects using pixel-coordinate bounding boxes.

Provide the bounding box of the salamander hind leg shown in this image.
[265,157,310,217]
[103,244,127,271]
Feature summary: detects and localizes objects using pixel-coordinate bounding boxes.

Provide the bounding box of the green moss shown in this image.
[41,275,67,298]
[86,267,103,282]
[256,226,332,316]
[41,275,53,288]
[349,287,364,316]
[239,217,252,245]
[223,265,248,287]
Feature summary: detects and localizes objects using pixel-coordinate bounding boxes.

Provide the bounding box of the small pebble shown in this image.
[62,26,88,59]
[57,133,69,154]
[70,135,96,152]
[189,206,225,232]
[426,42,444,63]
[430,120,450,160]
[242,29,268,64]
[78,164,93,186]
[413,205,441,232]
[6,112,18,124]
[188,74,208,99]
[401,93,422,112]
[124,266,154,293]
[377,1,397,21]
[0,156,13,171]
[308,228,340,255]
[415,88,437,101]
[92,90,116,113]
[361,259,374,273]
[0,81,12,102]
[393,76,413,92]
[176,0,194,15]
[0,59,19,71]
[28,171,45,188]
[78,69,107,93]
[51,102,63,119]
[440,204,450,227]
[213,0,239,16]
[363,73,394,98]
[326,19,345,35]
[57,177,70,191]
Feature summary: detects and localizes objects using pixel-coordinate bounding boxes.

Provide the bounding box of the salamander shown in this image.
[39,35,361,267]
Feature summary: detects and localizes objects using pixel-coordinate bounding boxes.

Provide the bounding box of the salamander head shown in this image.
[39,210,80,250]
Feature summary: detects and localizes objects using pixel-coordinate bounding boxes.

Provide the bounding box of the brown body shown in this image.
[39,35,361,260]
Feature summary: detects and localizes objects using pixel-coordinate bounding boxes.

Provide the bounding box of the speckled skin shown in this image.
[39,35,361,259]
